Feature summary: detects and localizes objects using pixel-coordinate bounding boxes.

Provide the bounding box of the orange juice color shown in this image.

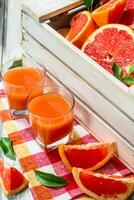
[3,67,44,109]
[28,93,74,145]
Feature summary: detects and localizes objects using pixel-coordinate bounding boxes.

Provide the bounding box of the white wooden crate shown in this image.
[22,0,83,22]
[22,11,134,121]
[22,2,134,171]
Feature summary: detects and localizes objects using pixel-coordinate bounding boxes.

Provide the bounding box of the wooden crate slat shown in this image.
[23,0,83,22]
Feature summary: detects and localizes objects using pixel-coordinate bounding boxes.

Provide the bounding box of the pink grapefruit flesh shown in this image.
[82,24,134,75]
[120,0,134,28]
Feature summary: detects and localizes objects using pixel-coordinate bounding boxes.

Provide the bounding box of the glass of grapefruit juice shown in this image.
[1,58,46,117]
[27,85,75,149]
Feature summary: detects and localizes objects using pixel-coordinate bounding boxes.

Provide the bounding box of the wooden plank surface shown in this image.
[22,0,83,22]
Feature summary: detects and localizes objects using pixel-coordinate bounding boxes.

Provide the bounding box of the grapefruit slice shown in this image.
[66,11,96,48]
[58,142,116,171]
[72,168,134,200]
[0,160,28,195]
[120,0,134,29]
[82,24,134,75]
[91,0,126,27]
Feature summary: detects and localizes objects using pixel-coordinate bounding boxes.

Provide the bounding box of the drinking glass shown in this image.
[27,85,75,149]
[1,57,46,117]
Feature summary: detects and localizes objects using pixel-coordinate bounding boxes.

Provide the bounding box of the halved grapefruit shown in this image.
[82,24,134,75]
[58,142,116,171]
[66,11,96,48]
[91,0,126,27]
[0,160,28,195]
[72,168,134,200]
[120,0,134,29]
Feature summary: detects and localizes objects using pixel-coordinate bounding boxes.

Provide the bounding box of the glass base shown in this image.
[10,109,28,119]
[36,133,73,151]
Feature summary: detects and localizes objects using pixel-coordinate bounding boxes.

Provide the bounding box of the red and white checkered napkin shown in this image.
[0,85,132,200]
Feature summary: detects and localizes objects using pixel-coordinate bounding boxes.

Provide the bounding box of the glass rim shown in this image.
[27,85,75,120]
[0,58,46,87]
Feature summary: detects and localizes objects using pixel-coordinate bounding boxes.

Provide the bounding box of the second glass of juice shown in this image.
[1,58,46,117]
[27,85,74,149]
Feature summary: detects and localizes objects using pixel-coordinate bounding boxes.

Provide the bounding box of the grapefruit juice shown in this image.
[2,67,45,110]
[27,86,74,147]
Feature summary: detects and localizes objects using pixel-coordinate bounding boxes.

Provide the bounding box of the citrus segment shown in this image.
[58,142,116,171]
[92,0,126,27]
[120,0,134,28]
[0,160,28,196]
[66,11,96,48]
[10,167,26,190]
[82,24,134,75]
[72,168,134,200]
[0,159,4,176]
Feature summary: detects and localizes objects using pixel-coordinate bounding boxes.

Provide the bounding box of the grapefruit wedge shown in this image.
[72,168,134,200]
[120,0,134,29]
[0,160,28,196]
[91,0,126,27]
[58,142,116,171]
[82,24,134,75]
[66,11,96,48]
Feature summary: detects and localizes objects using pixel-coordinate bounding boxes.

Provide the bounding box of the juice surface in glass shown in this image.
[28,93,74,145]
[3,67,44,110]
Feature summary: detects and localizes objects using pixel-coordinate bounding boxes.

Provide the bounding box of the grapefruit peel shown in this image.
[66,11,96,48]
[72,168,134,200]
[91,0,127,27]
[58,142,116,171]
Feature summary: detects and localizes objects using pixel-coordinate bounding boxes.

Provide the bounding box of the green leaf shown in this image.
[128,64,134,75]
[83,0,101,12]
[34,170,68,187]
[83,0,93,11]
[0,137,16,160]
[9,59,22,69]
[122,76,134,85]
[112,63,123,80]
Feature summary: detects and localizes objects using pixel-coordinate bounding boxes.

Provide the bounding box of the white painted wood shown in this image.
[23,54,134,172]
[2,0,22,63]
[23,31,134,146]
[22,0,83,22]
[22,13,134,122]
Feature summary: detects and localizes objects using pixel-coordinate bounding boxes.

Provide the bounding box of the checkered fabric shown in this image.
[0,83,132,200]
